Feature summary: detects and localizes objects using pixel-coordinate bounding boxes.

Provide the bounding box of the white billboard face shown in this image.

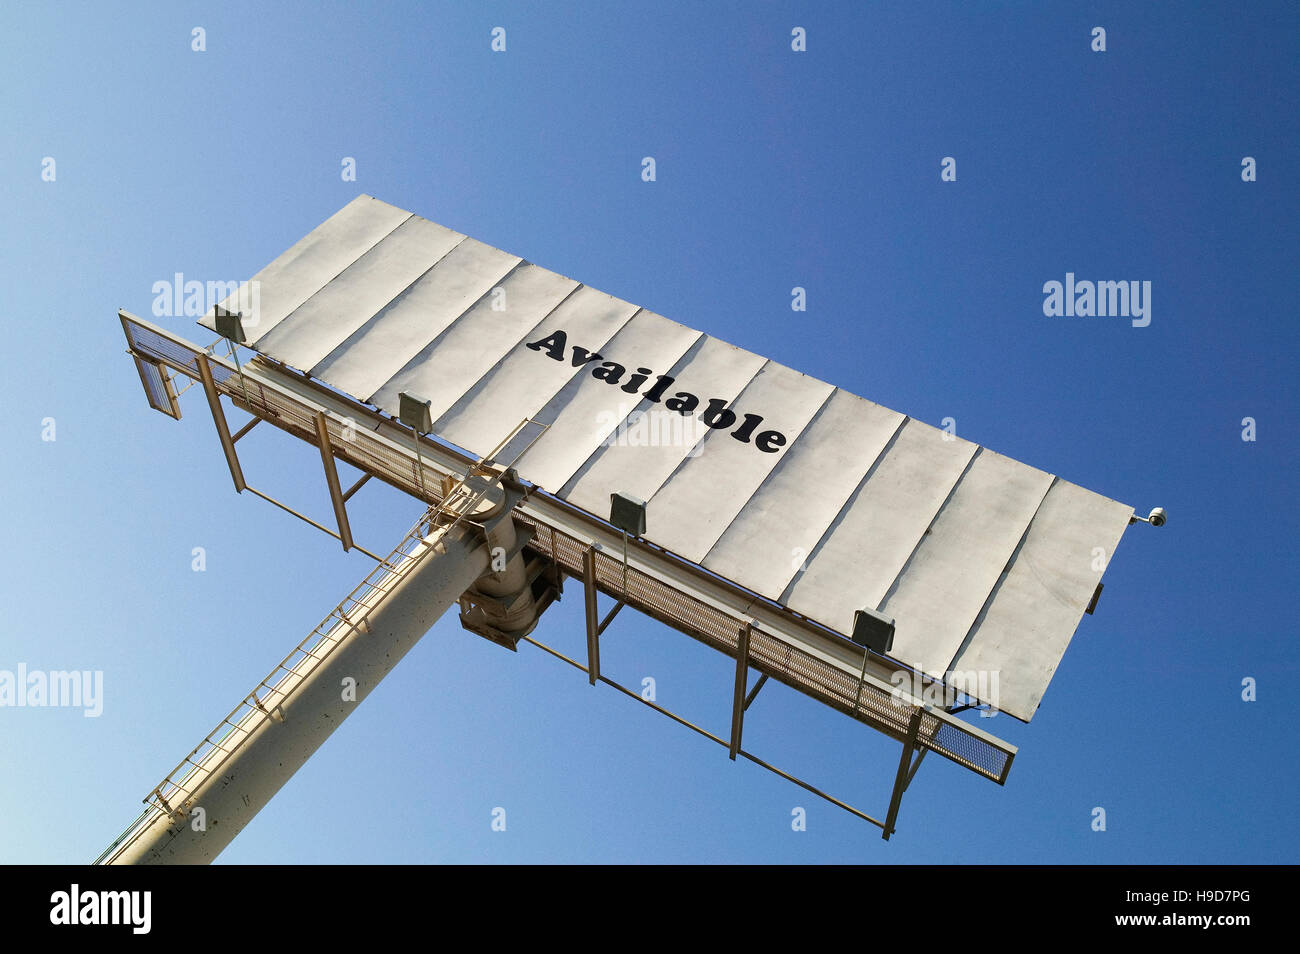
[201,195,1134,722]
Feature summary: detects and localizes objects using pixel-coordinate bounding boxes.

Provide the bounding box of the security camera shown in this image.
[1147,507,1166,527]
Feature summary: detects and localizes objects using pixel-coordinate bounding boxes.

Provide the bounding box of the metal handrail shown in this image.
[139,416,548,819]
[142,503,441,816]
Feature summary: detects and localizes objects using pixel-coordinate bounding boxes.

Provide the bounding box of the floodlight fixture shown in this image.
[850,607,896,716]
[609,492,647,537]
[398,391,434,433]
[610,492,647,596]
[398,391,434,499]
[213,306,247,345]
[852,607,896,655]
[213,305,249,400]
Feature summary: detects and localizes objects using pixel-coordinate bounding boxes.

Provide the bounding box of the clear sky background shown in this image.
[1,2,1296,864]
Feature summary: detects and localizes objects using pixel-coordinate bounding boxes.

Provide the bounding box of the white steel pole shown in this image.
[103,521,490,865]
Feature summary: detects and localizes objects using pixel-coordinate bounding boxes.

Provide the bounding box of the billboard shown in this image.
[201,195,1133,721]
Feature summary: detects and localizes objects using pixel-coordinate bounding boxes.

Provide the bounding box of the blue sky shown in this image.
[1,1,1296,863]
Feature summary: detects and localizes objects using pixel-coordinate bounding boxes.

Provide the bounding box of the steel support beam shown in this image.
[883,707,925,840]
[597,599,624,636]
[520,631,888,830]
[342,472,371,503]
[729,623,752,760]
[195,354,245,493]
[240,487,384,564]
[231,417,260,444]
[583,546,600,686]
[904,748,928,791]
[315,411,354,552]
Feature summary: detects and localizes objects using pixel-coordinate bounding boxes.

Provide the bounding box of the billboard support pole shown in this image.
[101,517,493,864]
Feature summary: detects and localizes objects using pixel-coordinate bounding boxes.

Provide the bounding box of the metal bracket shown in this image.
[1085,581,1103,615]
[597,599,623,636]
[248,692,285,725]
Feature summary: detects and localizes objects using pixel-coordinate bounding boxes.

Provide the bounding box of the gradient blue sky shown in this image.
[2,2,1296,864]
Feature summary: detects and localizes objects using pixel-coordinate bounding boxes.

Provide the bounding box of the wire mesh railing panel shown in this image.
[132,355,179,419]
